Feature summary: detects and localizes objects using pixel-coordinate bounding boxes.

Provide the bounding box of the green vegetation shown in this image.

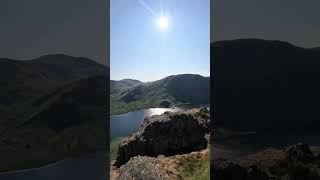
[0,121,106,172]
[110,74,210,115]
[110,138,122,160]
[0,56,108,172]
[110,93,189,115]
[177,134,210,180]
[177,151,210,180]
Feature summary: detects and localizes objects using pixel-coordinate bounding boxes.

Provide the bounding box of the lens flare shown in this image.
[156,16,169,30]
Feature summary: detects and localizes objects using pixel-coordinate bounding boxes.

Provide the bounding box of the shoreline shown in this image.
[0,151,106,175]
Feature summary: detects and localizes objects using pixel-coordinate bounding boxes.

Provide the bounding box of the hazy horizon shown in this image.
[111,0,210,82]
[211,38,320,49]
[212,0,320,48]
[0,0,109,65]
[111,73,210,83]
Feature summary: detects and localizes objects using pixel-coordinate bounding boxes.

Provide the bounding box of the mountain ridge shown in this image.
[0,54,108,172]
[212,38,320,134]
[111,74,210,115]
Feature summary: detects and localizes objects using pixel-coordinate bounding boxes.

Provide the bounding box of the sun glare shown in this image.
[156,16,169,30]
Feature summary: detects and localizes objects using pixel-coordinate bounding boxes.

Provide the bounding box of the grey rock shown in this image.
[212,160,246,180]
[286,143,316,163]
[117,156,180,180]
[114,111,208,167]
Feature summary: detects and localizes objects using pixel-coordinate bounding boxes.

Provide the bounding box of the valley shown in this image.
[110,74,210,115]
[0,55,108,173]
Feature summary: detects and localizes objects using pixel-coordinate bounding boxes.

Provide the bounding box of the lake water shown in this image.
[0,152,107,180]
[0,108,183,179]
[110,108,183,140]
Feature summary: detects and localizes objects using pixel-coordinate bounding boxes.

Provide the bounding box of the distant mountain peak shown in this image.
[212,38,302,50]
[38,54,74,59]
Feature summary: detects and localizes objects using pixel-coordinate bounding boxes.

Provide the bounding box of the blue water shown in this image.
[110,108,183,140]
[0,108,183,179]
[0,152,107,180]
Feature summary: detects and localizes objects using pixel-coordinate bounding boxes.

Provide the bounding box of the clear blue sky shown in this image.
[111,0,210,82]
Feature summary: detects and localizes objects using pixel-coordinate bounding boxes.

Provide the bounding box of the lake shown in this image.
[0,152,107,180]
[0,108,183,180]
[110,107,183,140]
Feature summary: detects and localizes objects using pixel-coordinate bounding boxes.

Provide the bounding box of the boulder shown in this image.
[286,143,316,163]
[212,160,246,180]
[114,111,208,167]
[116,156,180,180]
[213,143,320,180]
[158,100,171,108]
[246,165,269,180]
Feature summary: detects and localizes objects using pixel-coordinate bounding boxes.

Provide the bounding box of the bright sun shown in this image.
[156,16,169,30]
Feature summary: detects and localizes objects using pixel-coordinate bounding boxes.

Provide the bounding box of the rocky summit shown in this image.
[116,156,181,180]
[114,108,210,167]
[212,143,320,180]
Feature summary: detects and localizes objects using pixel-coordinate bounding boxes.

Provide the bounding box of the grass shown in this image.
[110,90,201,115]
[177,134,210,180]
[177,150,210,180]
[110,138,122,161]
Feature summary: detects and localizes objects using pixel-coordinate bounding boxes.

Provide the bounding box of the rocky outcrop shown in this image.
[286,143,316,163]
[158,99,171,108]
[114,109,209,167]
[113,148,210,180]
[116,156,181,180]
[213,160,247,180]
[212,143,320,180]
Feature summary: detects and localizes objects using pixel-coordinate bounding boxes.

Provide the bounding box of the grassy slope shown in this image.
[177,134,210,180]
[110,134,210,180]
[110,138,122,161]
[0,76,107,172]
[1,120,106,172]
[178,151,210,180]
[110,93,188,115]
[110,75,209,115]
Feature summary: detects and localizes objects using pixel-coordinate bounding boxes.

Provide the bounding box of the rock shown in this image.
[190,107,211,133]
[116,156,181,180]
[158,100,171,108]
[213,143,320,180]
[114,111,208,167]
[246,165,269,180]
[286,162,320,180]
[212,160,246,180]
[285,143,316,163]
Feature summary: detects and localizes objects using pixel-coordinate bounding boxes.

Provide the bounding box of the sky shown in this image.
[0,0,109,65]
[212,0,320,48]
[111,0,210,82]
[2,0,317,69]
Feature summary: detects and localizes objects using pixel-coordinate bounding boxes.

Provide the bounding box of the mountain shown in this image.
[0,55,108,172]
[111,74,210,115]
[22,74,108,131]
[212,39,320,134]
[27,54,106,81]
[110,79,143,94]
[119,79,143,87]
[0,55,105,107]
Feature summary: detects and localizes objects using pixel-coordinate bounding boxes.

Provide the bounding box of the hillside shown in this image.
[118,79,143,88]
[27,54,106,81]
[212,39,320,134]
[0,55,105,106]
[0,55,108,172]
[110,74,210,115]
[213,143,320,180]
[110,79,143,94]
[111,108,211,180]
